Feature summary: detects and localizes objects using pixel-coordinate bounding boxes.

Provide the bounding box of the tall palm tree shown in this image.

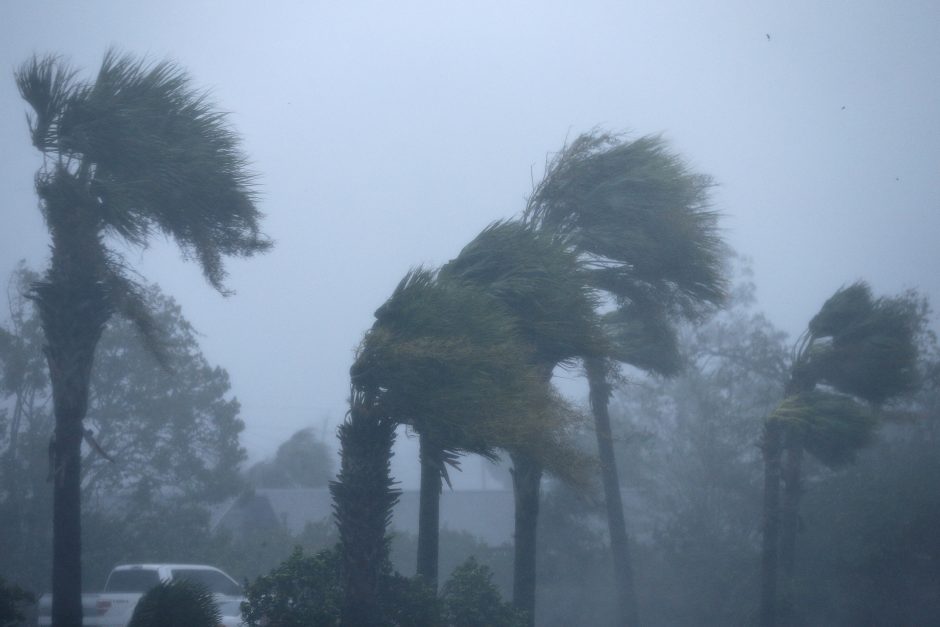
[16,52,270,627]
[759,282,921,626]
[440,220,603,624]
[523,131,727,626]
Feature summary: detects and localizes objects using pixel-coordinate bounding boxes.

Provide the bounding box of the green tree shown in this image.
[759,283,923,626]
[522,131,727,626]
[0,576,34,627]
[0,269,247,593]
[15,51,269,626]
[247,428,335,488]
[607,273,787,626]
[348,268,583,597]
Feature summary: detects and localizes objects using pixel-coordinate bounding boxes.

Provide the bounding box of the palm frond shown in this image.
[523,130,727,317]
[440,220,607,366]
[602,299,682,376]
[801,283,922,404]
[352,267,549,459]
[15,54,78,152]
[20,50,271,294]
[769,391,876,467]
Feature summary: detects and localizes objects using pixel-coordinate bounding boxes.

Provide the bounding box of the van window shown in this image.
[105,569,160,593]
[170,569,241,596]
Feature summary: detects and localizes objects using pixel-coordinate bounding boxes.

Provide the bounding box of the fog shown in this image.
[2,2,940,624]
[2,2,937,487]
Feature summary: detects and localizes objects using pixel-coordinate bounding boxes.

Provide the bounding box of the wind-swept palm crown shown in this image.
[769,282,924,466]
[16,51,271,293]
[439,220,606,368]
[523,131,726,317]
[351,267,587,482]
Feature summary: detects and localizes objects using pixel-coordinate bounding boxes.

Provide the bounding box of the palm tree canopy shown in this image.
[768,282,924,466]
[523,131,727,318]
[439,220,607,368]
[799,282,922,405]
[16,51,271,293]
[768,390,876,468]
[352,269,544,460]
[351,267,592,484]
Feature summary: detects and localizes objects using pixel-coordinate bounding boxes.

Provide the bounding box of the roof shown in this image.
[212,487,516,546]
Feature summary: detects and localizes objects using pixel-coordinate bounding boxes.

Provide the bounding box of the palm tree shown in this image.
[759,282,922,626]
[350,268,578,590]
[15,52,270,627]
[440,221,603,624]
[329,384,399,626]
[522,131,727,626]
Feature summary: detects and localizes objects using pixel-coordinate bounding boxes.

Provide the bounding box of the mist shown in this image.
[1,2,939,625]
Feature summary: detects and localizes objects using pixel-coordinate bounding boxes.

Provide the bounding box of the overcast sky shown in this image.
[2,1,938,488]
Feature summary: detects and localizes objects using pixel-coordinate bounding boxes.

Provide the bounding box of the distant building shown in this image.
[211,488,516,546]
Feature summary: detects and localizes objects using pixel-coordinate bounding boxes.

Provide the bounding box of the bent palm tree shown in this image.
[351,268,582,590]
[759,282,921,627]
[16,52,270,627]
[523,131,727,626]
[441,220,603,624]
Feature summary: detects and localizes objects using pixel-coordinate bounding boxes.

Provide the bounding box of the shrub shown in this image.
[242,547,342,626]
[127,579,221,627]
[0,577,34,627]
[441,557,526,627]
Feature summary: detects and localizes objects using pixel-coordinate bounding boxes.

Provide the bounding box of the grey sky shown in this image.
[2,1,938,487]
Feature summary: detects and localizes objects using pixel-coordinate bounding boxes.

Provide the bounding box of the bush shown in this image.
[441,558,526,627]
[0,577,34,627]
[242,547,342,626]
[127,579,221,627]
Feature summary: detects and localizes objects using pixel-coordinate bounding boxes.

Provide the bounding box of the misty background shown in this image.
[1,0,938,488]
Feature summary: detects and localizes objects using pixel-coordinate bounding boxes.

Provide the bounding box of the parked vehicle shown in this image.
[37,563,244,626]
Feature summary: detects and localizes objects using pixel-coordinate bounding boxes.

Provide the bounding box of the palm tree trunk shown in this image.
[760,420,784,627]
[586,358,638,627]
[778,433,804,627]
[416,433,441,587]
[510,451,542,627]
[35,206,111,627]
[331,389,399,626]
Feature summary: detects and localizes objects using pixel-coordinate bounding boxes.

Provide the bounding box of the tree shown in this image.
[246,428,334,489]
[0,269,247,593]
[759,283,923,626]
[440,221,601,624]
[522,131,727,626]
[349,266,585,604]
[15,51,270,626]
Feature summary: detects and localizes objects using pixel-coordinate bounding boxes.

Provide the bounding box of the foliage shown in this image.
[247,428,335,488]
[127,579,221,627]
[523,131,726,319]
[610,279,787,626]
[769,391,876,468]
[0,269,246,592]
[17,50,271,295]
[0,576,34,627]
[797,420,940,625]
[441,557,526,627]
[353,266,557,470]
[242,547,342,627]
